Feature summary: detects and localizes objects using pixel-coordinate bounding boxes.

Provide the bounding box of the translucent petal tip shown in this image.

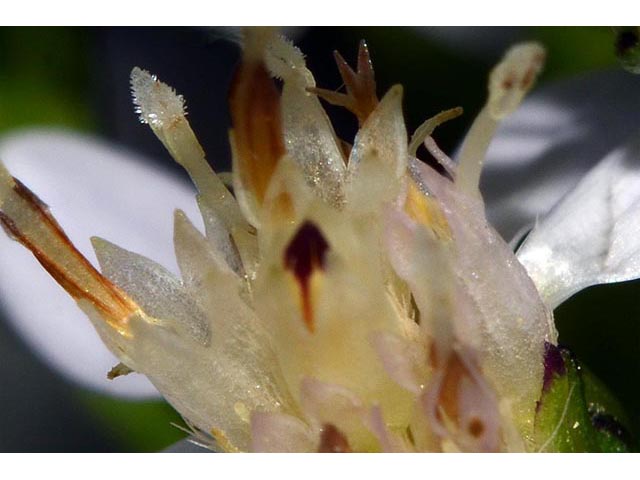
[130,67,186,128]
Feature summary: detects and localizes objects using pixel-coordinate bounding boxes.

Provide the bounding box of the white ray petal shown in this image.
[0,129,203,397]
[517,136,640,309]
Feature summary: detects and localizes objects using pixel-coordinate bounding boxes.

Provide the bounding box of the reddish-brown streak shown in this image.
[283,221,330,333]
[0,178,136,325]
[229,59,285,204]
[434,351,467,423]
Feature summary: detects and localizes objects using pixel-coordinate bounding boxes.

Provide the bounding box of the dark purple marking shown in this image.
[283,221,330,332]
[542,341,566,392]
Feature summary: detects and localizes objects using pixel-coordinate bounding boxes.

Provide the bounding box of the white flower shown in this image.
[1,29,640,452]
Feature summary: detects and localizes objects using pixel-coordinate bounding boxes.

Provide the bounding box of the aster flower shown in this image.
[0,29,638,453]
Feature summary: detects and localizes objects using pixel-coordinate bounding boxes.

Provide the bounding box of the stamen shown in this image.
[453,108,496,197]
[131,67,258,273]
[131,68,230,208]
[456,42,545,197]
[424,136,457,179]
[265,34,315,87]
[408,107,463,157]
[488,43,545,120]
[131,68,185,129]
[308,40,379,126]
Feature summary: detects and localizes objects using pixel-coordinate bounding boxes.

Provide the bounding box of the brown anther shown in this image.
[229,54,285,205]
[317,423,352,453]
[308,39,379,126]
[283,221,329,333]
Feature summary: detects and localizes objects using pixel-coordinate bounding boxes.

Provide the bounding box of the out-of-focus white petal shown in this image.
[0,129,202,397]
[517,136,640,309]
[482,70,640,240]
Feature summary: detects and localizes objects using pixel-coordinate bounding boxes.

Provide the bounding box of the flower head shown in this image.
[1,28,638,452]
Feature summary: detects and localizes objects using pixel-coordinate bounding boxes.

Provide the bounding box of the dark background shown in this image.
[0,26,637,451]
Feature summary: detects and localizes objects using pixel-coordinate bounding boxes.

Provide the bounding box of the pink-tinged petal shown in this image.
[369,330,427,395]
[421,348,501,453]
[250,411,315,452]
[300,377,364,425]
[383,206,461,347]
[412,159,553,437]
[0,129,202,397]
[517,136,640,309]
[384,199,505,450]
[365,405,413,452]
[299,377,378,451]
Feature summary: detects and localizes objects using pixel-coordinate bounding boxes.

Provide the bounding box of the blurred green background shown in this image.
[0,27,637,452]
